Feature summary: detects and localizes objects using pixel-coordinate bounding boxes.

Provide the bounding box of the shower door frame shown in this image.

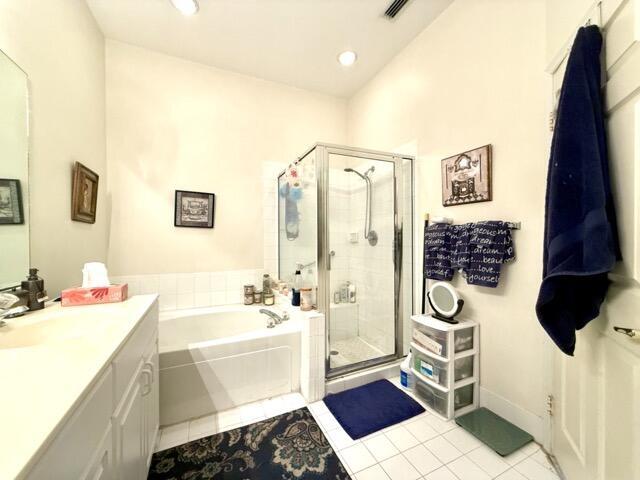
[315,143,413,379]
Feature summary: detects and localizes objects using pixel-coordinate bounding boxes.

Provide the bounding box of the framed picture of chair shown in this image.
[441,144,492,206]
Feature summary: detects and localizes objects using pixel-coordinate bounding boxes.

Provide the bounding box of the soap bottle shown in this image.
[348,283,356,303]
[262,273,272,295]
[21,268,46,311]
[292,267,302,307]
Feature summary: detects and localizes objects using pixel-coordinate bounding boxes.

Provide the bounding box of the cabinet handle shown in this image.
[613,326,639,338]
[141,369,152,396]
[144,361,155,383]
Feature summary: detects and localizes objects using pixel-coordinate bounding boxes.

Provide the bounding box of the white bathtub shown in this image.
[158,305,302,426]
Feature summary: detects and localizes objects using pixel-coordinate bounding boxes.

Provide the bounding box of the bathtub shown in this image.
[158,305,302,426]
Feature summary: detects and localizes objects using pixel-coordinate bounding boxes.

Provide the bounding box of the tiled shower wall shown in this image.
[263,161,283,277]
[347,162,395,355]
[328,170,356,342]
[326,160,396,356]
[276,156,317,285]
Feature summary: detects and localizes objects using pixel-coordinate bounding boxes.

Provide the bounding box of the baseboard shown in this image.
[325,359,403,395]
[479,386,548,445]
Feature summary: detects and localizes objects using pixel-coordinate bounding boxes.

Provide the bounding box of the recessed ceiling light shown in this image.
[338,51,357,67]
[170,0,199,16]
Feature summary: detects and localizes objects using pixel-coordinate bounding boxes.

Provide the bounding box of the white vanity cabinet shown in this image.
[112,336,159,479]
[26,299,159,480]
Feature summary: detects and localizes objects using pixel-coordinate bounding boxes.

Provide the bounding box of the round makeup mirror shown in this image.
[427,281,464,324]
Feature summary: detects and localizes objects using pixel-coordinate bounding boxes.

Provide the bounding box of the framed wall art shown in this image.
[71,162,99,223]
[0,178,24,225]
[174,190,215,228]
[441,144,492,206]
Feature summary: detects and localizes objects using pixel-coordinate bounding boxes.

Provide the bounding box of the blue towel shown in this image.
[424,223,454,280]
[536,26,621,356]
[279,183,299,240]
[465,221,515,288]
[424,222,514,287]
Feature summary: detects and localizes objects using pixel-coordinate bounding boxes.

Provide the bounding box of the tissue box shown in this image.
[61,284,128,307]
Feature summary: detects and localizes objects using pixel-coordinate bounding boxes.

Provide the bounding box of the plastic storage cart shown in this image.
[410,314,479,420]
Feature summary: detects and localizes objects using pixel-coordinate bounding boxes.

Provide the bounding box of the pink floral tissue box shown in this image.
[61,284,128,307]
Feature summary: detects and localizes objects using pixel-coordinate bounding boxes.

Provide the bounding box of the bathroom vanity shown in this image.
[0,295,159,480]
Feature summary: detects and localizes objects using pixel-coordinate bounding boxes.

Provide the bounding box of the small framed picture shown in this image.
[174,190,215,228]
[71,161,99,223]
[441,144,492,206]
[0,178,24,225]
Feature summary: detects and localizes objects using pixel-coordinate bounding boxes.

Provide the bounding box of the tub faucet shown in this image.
[259,309,289,328]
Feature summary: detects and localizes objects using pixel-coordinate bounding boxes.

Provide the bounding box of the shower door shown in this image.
[318,145,407,378]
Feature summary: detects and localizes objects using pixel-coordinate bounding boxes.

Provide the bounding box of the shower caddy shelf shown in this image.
[410,315,479,420]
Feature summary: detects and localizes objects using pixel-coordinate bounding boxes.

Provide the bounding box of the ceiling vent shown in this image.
[384,0,411,19]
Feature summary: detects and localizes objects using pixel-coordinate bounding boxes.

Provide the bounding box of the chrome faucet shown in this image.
[259,308,290,328]
[0,293,27,326]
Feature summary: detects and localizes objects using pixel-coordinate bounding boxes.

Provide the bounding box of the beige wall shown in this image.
[0,0,107,296]
[347,0,552,429]
[546,0,593,63]
[105,41,346,275]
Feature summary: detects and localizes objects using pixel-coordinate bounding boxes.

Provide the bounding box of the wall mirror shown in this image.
[0,49,29,290]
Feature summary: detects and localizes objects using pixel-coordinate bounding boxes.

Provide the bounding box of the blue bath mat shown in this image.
[323,379,425,439]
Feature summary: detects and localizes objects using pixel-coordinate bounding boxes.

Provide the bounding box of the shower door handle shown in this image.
[327,250,335,270]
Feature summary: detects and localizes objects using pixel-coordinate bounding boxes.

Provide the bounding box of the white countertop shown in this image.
[0,294,158,480]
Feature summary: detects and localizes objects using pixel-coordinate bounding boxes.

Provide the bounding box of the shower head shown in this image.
[344,167,367,181]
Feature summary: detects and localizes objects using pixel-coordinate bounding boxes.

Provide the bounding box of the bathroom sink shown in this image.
[0,311,112,349]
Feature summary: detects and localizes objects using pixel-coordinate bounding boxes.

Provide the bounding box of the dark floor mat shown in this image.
[323,379,425,439]
[456,407,534,456]
[148,407,349,479]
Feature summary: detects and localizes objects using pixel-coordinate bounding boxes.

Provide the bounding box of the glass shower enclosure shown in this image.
[279,144,413,378]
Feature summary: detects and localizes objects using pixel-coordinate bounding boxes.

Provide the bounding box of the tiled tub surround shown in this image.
[110,269,267,312]
[158,303,325,426]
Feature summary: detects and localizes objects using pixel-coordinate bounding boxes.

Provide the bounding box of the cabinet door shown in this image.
[142,335,160,469]
[81,425,113,480]
[114,362,145,480]
[27,369,113,480]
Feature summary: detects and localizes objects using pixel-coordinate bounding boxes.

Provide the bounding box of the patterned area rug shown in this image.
[148,407,349,480]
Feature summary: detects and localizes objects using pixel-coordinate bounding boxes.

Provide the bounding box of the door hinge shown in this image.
[547,394,554,417]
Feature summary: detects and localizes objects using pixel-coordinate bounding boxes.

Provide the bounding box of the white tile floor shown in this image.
[155,377,561,480]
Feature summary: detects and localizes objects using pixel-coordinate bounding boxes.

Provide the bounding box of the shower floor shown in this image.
[329,336,385,369]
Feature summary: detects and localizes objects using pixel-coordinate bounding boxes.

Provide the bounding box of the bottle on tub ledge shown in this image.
[348,282,356,303]
[291,266,302,307]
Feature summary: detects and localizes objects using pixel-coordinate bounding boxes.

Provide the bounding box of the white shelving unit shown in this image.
[410,314,479,420]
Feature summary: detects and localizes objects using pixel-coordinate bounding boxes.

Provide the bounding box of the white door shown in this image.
[550,1,640,479]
